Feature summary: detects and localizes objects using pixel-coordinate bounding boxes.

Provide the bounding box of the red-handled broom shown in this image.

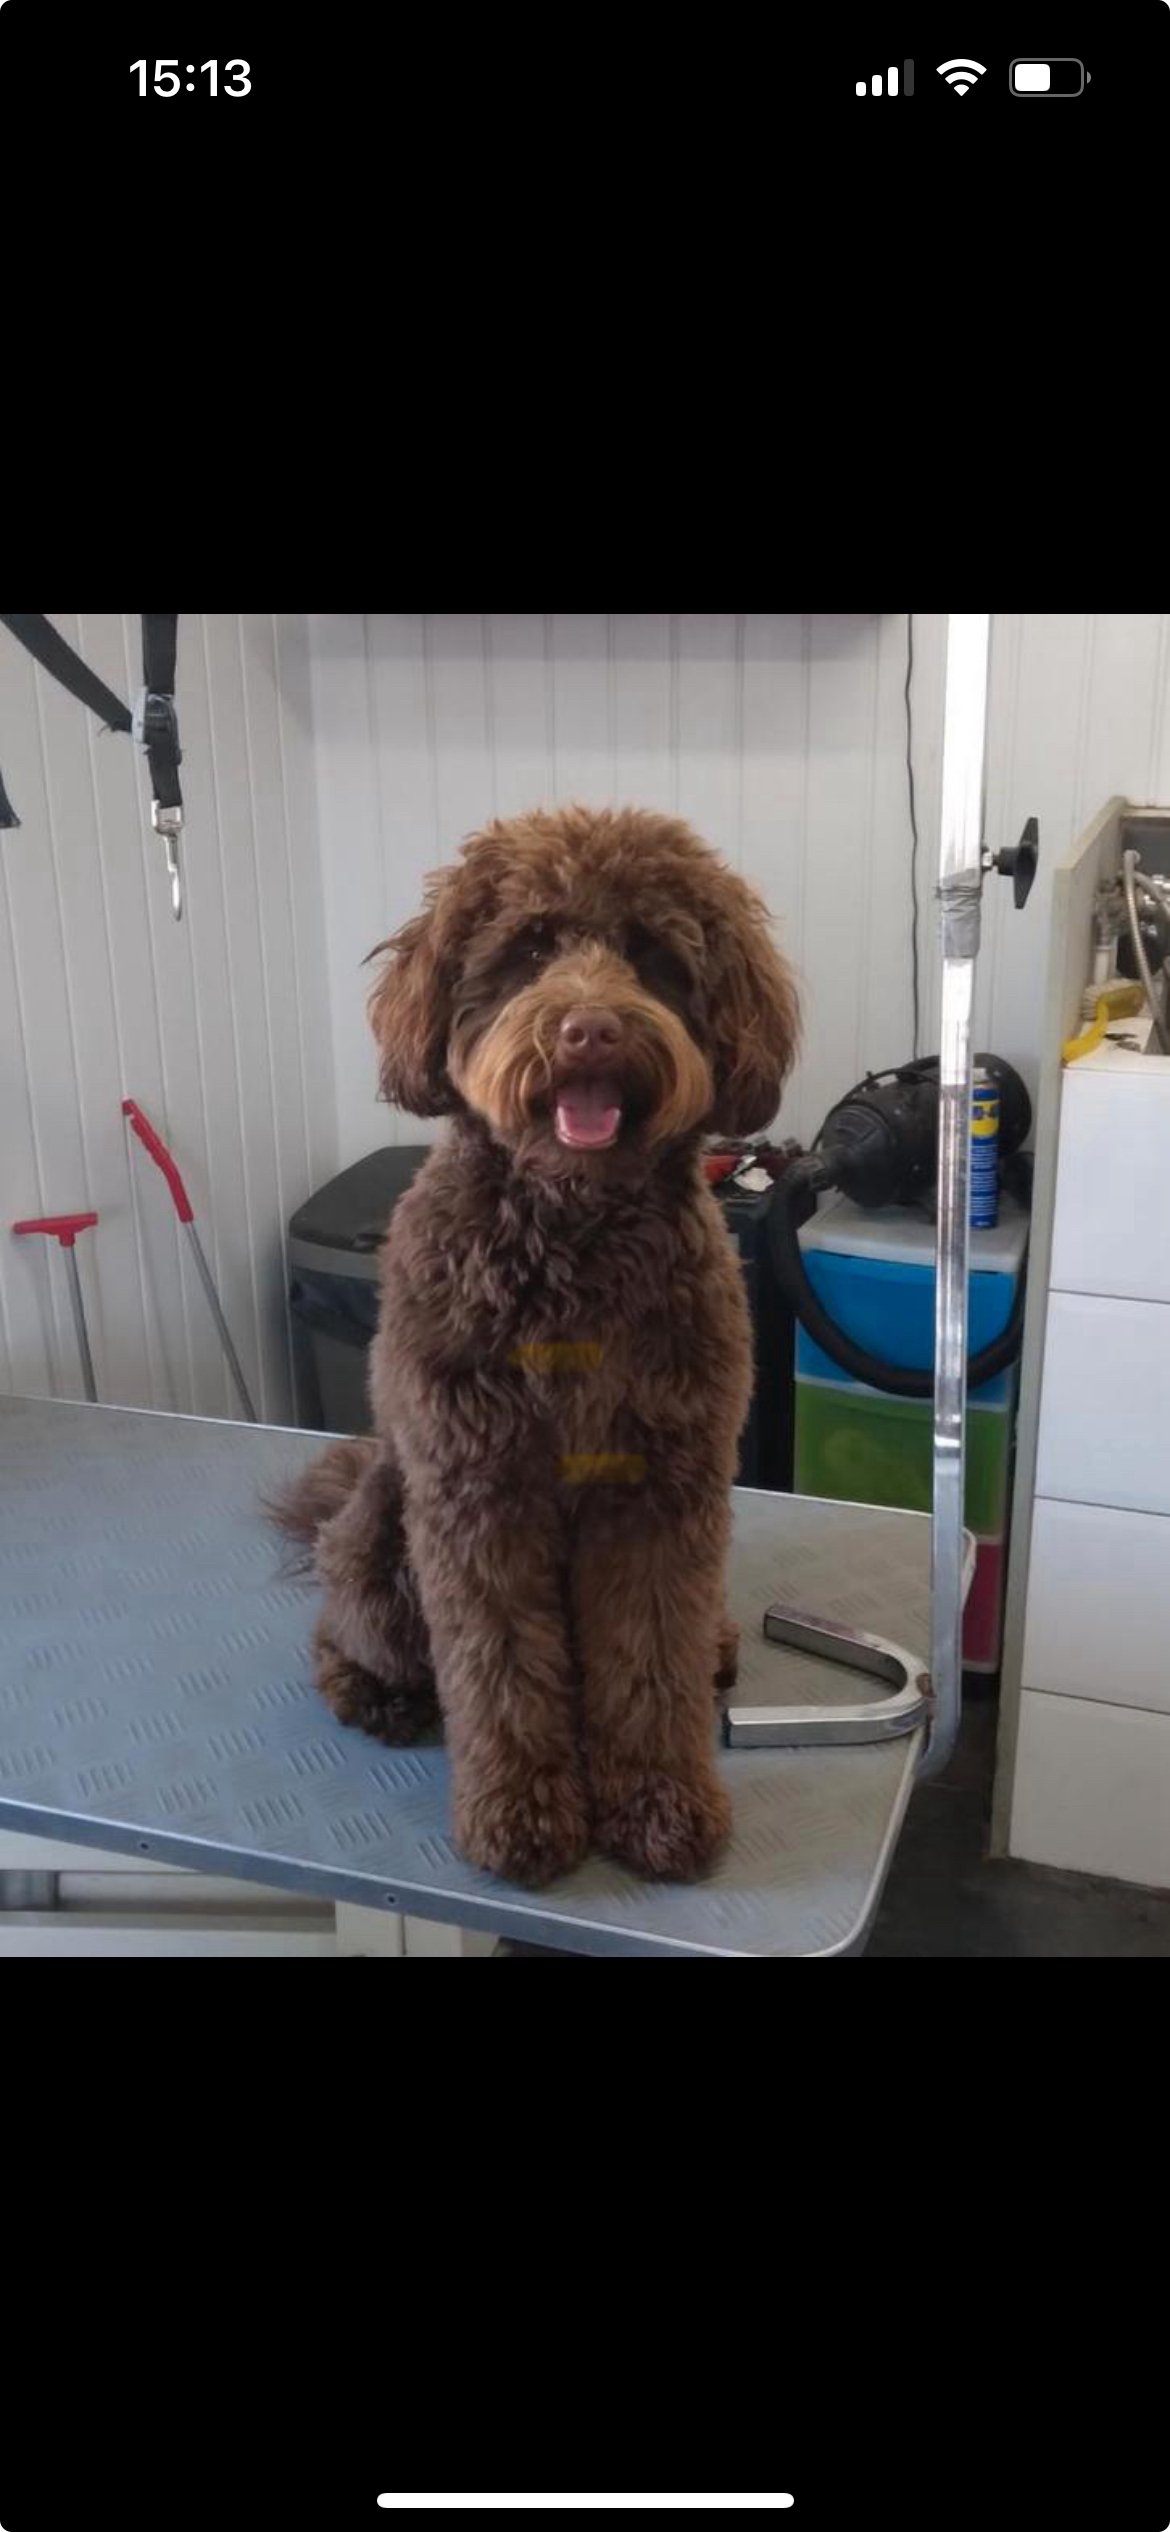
[11,1212,100,1400]
[122,1098,258,1422]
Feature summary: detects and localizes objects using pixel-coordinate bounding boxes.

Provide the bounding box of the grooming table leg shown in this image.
[0,1872,59,1909]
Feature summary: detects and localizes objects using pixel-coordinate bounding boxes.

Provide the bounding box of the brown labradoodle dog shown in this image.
[270,807,799,1886]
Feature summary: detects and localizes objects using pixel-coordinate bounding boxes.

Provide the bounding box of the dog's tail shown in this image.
[263,1436,377,1573]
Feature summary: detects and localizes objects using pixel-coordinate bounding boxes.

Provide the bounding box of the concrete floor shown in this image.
[502,1692,1170,1958]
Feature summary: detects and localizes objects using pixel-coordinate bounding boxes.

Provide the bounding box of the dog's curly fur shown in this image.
[269,807,799,1887]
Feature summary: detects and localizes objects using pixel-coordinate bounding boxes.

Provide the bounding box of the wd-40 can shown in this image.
[970,1069,1001,1228]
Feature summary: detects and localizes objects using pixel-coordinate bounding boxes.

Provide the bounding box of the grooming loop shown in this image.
[724,1603,931,1748]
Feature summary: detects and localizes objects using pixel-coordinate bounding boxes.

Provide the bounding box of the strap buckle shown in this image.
[132,687,180,756]
[150,798,184,921]
[136,686,184,919]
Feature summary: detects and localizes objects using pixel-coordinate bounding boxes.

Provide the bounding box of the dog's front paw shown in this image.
[454,1769,591,1888]
[594,1769,732,1880]
[316,1639,440,1745]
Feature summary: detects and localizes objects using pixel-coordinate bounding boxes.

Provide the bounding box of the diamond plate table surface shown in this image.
[0,1396,968,1957]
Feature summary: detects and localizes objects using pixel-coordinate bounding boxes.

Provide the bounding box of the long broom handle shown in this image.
[122,1099,258,1422]
[63,1244,98,1403]
[183,1220,258,1423]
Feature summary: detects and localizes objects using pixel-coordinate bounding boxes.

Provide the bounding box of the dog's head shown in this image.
[367,808,799,1172]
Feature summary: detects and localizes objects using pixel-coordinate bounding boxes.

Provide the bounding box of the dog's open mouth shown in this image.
[553,1073,624,1150]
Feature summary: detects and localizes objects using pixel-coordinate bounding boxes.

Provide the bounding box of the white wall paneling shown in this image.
[0,614,336,1422]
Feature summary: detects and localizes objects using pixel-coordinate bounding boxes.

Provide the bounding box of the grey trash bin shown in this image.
[288,1147,429,1432]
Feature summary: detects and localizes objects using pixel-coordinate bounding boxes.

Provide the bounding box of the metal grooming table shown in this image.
[0,1397,972,1957]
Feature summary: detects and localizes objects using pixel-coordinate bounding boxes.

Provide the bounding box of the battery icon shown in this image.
[1010,58,1087,93]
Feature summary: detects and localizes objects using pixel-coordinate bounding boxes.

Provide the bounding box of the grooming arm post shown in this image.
[922,612,991,1780]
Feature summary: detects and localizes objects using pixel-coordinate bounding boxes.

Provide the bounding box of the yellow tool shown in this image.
[1062,980,1147,1064]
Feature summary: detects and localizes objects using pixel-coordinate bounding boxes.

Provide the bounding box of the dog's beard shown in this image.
[452,979,713,1161]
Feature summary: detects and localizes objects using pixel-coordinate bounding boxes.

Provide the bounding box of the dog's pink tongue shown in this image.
[555,1077,622,1148]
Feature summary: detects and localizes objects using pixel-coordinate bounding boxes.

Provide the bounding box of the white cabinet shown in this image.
[1011,1692,1170,1891]
[1049,1062,1170,1304]
[1034,1293,1170,1517]
[1023,1498,1170,1713]
[1009,1010,1170,1889]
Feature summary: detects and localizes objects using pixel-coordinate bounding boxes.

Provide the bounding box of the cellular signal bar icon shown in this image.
[855,61,914,95]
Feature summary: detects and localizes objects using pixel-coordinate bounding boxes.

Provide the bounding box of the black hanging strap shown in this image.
[136,612,183,812]
[0,611,135,835]
[0,613,183,908]
[0,613,135,734]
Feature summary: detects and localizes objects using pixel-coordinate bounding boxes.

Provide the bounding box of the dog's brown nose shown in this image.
[559,1007,622,1067]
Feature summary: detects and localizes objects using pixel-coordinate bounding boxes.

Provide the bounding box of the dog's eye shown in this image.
[512,923,555,968]
[625,925,692,1001]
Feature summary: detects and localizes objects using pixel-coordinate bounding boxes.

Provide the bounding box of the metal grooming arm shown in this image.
[728,614,1034,1769]
[925,617,1034,1775]
[923,612,990,1778]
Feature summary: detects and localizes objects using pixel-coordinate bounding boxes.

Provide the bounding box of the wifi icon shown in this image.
[937,57,987,92]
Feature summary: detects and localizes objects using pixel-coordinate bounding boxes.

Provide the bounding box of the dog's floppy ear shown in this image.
[366,869,463,1116]
[706,877,801,1136]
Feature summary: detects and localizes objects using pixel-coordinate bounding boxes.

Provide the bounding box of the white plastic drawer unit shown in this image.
[1050,1054,1170,1305]
[1010,1691,1170,1889]
[1023,1498,1170,1714]
[1034,1290,1170,1517]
